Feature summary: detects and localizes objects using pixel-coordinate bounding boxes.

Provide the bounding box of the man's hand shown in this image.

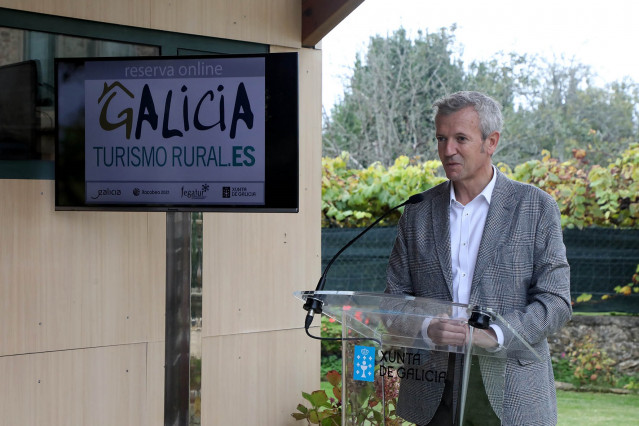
[426,318,499,349]
[427,317,468,346]
[473,327,499,349]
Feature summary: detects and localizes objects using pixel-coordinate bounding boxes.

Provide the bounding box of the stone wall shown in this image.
[548,315,639,374]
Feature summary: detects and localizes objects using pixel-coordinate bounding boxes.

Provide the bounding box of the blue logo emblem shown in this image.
[354,345,375,382]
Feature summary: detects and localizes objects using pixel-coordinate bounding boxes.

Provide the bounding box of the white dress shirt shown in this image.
[422,165,504,347]
[449,167,496,305]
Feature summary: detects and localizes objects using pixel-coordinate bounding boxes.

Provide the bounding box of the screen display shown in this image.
[55,53,298,212]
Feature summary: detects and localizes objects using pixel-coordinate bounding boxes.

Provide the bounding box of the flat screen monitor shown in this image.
[55,53,299,212]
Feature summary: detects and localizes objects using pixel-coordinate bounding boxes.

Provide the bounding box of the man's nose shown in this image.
[442,139,458,156]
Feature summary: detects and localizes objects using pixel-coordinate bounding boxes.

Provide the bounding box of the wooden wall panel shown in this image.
[0,2,323,424]
[0,0,301,48]
[0,343,157,426]
[200,329,321,425]
[202,47,322,337]
[0,180,166,356]
[0,0,152,28]
[145,341,166,426]
[149,0,301,48]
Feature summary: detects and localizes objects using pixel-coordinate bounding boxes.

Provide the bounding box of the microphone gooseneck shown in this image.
[302,192,425,330]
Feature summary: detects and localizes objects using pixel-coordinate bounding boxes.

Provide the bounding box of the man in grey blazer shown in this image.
[385,91,572,425]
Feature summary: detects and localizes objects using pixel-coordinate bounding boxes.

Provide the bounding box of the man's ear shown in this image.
[485,131,500,156]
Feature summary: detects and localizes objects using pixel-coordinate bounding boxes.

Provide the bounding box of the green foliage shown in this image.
[321,355,342,379]
[323,26,639,168]
[500,60,639,166]
[322,145,639,229]
[552,337,639,391]
[552,353,575,384]
[617,374,639,391]
[502,144,639,229]
[569,336,616,387]
[293,370,403,426]
[614,264,639,296]
[323,26,465,167]
[322,153,445,227]
[575,293,593,304]
[321,316,342,358]
[292,371,342,425]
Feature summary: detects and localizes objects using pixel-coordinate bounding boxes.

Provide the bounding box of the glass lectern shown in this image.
[295,291,540,426]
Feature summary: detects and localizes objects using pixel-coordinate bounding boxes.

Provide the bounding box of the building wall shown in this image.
[0,1,321,425]
[0,0,301,49]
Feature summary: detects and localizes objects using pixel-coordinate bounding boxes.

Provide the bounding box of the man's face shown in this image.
[435,106,498,185]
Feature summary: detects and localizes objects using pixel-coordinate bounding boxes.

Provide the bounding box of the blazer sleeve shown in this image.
[499,191,572,350]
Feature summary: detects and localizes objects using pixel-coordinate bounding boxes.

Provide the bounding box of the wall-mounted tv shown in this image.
[55,53,299,212]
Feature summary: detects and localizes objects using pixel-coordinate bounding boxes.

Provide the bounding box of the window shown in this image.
[0,7,266,178]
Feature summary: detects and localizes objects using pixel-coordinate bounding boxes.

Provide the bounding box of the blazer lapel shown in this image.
[432,182,454,300]
[470,171,518,304]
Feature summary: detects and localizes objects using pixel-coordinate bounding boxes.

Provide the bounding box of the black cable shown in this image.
[304,313,382,346]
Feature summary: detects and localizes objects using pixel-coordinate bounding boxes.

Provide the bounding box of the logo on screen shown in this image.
[181,184,209,200]
[354,346,375,382]
[96,80,254,140]
[90,188,122,200]
[222,187,231,198]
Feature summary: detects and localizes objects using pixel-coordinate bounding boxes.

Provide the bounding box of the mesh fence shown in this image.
[321,226,639,313]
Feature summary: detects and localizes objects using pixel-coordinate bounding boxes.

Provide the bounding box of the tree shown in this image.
[323,26,465,167]
[324,30,639,169]
[500,57,639,166]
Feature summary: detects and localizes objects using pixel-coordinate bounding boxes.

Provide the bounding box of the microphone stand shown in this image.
[302,192,425,330]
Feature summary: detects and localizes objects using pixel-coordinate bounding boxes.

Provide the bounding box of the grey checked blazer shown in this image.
[385,170,572,425]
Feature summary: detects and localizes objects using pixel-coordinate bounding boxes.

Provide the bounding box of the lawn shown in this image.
[557,390,639,425]
[320,384,639,425]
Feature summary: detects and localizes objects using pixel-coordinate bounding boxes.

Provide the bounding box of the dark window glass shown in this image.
[0,27,158,163]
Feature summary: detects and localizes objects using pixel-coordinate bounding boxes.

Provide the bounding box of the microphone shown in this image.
[303,192,426,330]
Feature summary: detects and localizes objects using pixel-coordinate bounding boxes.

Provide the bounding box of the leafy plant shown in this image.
[322,144,639,229]
[617,374,639,391]
[322,153,445,228]
[614,264,639,296]
[292,370,342,425]
[552,337,638,390]
[321,355,342,378]
[321,316,343,358]
[293,368,404,425]
[569,336,616,387]
[552,351,577,385]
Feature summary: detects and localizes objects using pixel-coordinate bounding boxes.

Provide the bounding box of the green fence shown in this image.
[321,227,639,313]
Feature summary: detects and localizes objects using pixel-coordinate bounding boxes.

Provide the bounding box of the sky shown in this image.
[321,0,639,113]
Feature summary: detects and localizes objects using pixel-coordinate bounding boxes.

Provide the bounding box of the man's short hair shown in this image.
[433,91,503,140]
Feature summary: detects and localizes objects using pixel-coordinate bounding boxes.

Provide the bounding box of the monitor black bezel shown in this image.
[54,52,299,213]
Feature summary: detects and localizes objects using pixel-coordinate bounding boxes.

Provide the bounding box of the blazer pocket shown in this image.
[517,358,535,366]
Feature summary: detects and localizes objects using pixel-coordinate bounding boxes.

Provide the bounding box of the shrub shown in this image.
[569,336,616,387]
[321,316,342,358]
[322,145,639,229]
[292,370,342,425]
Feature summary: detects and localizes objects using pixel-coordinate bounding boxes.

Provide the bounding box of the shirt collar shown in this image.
[449,165,498,205]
